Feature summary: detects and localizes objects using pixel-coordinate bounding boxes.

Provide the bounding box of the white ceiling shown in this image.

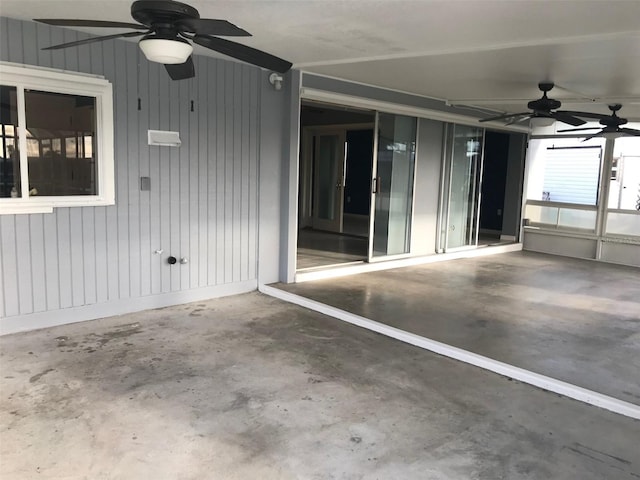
[2,0,640,120]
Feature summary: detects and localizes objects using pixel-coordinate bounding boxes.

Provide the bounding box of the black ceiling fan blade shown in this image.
[177,18,251,37]
[552,112,586,126]
[164,56,195,81]
[35,19,146,29]
[581,132,602,142]
[556,127,600,133]
[42,30,148,50]
[505,115,532,126]
[619,128,640,136]
[194,35,292,73]
[479,112,530,123]
[559,110,609,120]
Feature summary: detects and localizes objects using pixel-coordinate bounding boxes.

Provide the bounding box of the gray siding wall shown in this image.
[0,17,267,331]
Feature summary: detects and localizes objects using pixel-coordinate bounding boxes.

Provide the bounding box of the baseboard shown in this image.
[0,280,257,336]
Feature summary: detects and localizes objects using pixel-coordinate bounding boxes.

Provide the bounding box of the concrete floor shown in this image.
[297,228,368,269]
[1,292,639,479]
[279,251,640,405]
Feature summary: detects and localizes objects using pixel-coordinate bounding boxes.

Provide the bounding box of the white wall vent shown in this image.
[148,129,182,147]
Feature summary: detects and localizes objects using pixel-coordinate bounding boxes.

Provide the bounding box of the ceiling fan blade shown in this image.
[618,128,640,136]
[194,35,292,73]
[559,110,609,120]
[479,112,530,123]
[581,132,602,142]
[164,56,195,81]
[35,19,146,29]
[552,112,586,126]
[556,127,600,133]
[506,115,532,126]
[177,18,251,37]
[42,30,148,50]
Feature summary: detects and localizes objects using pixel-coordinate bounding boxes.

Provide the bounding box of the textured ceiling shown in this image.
[2,0,640,119]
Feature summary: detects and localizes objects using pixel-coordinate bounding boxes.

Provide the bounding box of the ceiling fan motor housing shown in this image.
[601,104,627,127]
[528,97,561,112]
[131,0,200,28]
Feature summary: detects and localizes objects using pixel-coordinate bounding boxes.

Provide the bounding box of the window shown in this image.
[527,138,605,206]
[606,134,640,237]
[608,135,640,211]
[524,137,606,232]
[0,63,113,214]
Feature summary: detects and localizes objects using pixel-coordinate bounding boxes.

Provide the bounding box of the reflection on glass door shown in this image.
[312,131,346,232]
[369,113,417,258]
[443,124,484,250]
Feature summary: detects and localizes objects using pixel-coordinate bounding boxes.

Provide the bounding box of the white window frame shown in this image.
[0,62,114,214]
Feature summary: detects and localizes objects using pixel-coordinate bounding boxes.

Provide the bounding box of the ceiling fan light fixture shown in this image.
[139,37,192,64]
[530,116,555,128]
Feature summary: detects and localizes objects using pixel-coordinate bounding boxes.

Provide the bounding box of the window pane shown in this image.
[372,113,416,256]
[608,135,640,211]
[526,138,605,205]
[606,212,640,236]
[524,204,559,226]
[445,124,483,249]
[557,208,597,231]
[0,85,20,198]
[24,89,97,196]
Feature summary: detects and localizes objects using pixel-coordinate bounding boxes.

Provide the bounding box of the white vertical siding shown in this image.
[0,17,261,324]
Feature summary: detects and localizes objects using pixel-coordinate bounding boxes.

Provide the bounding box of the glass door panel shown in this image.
[369,113,417,258]
[312,131,346,232]
[445,124,484,250]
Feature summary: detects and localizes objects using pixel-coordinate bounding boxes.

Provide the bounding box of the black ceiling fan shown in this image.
[557,104,640,141]
[35,0,292,81]
[479,82,595,127]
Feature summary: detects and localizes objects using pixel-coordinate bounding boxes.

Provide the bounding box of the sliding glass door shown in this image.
[440,124,484,251]
[369,113,417,259]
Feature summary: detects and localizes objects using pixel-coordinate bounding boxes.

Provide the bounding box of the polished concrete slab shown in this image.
[2,292,639,479]
[297,228,367,269]
[279,251,640,405]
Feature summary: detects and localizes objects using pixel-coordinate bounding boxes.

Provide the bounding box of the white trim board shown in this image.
[296,242,523,283]
[1,280,258,336]
[259,284,640,420]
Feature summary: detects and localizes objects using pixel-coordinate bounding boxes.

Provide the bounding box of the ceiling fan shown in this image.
[34,0,292,81]
[479,82,594,127]
[557,104,640,141]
